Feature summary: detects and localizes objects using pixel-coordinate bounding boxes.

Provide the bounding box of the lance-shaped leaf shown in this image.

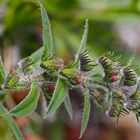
[0,56,5,85]
[39,2,53,60]
[64,94,73,119]
[80,89,91,138]
[9,83,40,117]
[74,19,88,69]
[0,106,24,140]
[47,78,68,114]
[16,47,44,74]
[29,47,43,63]
[78,19,88,55]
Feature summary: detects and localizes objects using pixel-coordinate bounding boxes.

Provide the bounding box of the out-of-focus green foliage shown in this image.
[0,0,140,60]
[0,0,41,58]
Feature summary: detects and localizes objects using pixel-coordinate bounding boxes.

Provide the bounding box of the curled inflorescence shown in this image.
[1,50,140,123]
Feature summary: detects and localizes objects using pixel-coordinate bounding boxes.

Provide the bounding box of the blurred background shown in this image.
[0,0,140,140]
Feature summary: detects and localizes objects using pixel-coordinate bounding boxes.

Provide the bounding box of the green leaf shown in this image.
[39,2,53,59]
[29,47,43,63]
[0,56,5,85]
[78,19,88,55]
[80,89,91,138]
[75,19,88,59]
[9,83,40,117]
[47,78,68,114]
[75,19,88,68]
[16,47,44,74]
[64,94,73,119]
[0,106,24,140]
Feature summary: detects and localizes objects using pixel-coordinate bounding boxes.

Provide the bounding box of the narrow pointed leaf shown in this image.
[75,19,88,68]
[29,47,43,63]
[0,56,5,85]
[39,2,53,59]
[0,106,24,140]
[64,94,73,119]
[80,89,91,138]
[78,19,88,55]
[47,78,68,114]
[9,83,40,117]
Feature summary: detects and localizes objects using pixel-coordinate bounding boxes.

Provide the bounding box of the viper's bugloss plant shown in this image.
[0,2,140,140]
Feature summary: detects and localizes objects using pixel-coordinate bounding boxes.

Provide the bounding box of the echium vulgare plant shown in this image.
[0,2,140,140]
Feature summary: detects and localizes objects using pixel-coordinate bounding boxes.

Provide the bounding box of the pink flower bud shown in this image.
[76,79,81,84]
[49,83,55,91]
[110,75,118,81]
